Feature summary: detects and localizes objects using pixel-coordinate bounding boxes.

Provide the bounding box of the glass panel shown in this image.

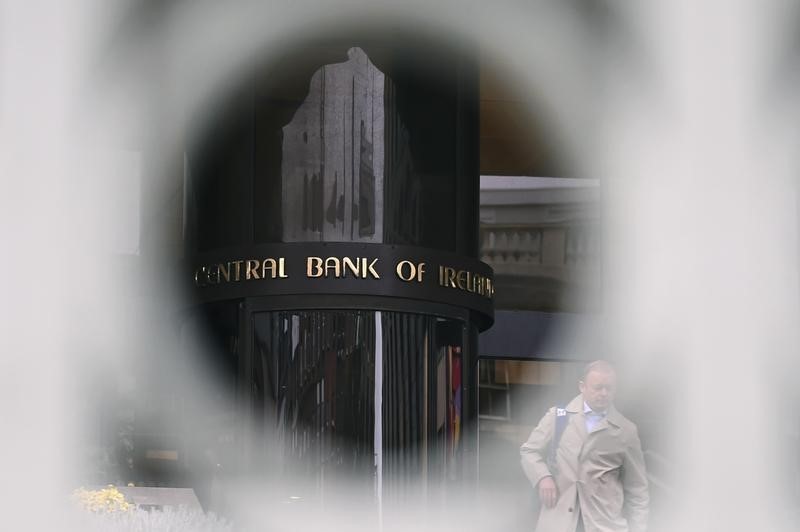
[249,310,470,503]
[187,41,475,254]
[279,48,385,243]
[251,311,377,487]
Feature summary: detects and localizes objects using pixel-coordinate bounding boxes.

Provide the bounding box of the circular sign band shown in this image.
[188,242,494,330]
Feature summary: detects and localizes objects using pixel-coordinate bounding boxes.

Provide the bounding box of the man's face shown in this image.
[579,369,617,411]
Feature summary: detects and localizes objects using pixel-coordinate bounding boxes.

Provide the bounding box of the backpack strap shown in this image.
[546,406,569,473]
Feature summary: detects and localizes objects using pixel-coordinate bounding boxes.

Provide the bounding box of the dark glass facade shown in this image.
[247,310,473,497]
[185,40,478,255]
[179,32,485,510]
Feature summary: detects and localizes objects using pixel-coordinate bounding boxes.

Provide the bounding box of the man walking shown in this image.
[520,360,649,532]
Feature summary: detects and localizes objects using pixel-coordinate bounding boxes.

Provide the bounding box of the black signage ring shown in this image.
[188,242,494,330]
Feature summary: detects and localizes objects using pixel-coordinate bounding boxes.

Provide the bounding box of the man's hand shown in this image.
[538,476,558,508]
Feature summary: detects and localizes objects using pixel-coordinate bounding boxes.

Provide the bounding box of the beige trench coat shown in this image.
[520,395,649,532]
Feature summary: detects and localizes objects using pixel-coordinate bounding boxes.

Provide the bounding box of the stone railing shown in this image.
[480,224,598,275]
[480,225,542,265]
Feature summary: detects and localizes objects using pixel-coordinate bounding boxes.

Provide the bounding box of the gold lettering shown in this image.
[194,268,206,287]
[466,271,475,293]
[307,257,323,277]
[232,260,243,281]
[219,263,231,282]
[456,270,467,290]
[416,262,426,282]
[208,265,220,284]
[396,260,416,282]
[261,258,281,279]
[343,257,361,278]
[436,264,494,298]
[366,258,380,279]
[445,267,457,288]
[261,258,275,279]
[246,259,261,280]
[325,257,341,277]
[265,257,288,278]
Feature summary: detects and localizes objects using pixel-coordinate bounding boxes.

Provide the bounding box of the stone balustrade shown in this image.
[480,224,597,273]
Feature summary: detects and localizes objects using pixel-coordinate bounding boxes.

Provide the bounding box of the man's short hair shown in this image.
[581,360,616,381]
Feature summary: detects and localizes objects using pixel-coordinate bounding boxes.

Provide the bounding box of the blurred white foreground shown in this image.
[1,1,798,531]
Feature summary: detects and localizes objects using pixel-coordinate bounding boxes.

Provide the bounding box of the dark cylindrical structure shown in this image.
[181,33,490,508]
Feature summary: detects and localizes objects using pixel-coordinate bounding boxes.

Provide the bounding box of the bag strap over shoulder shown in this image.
[546,406,570,473]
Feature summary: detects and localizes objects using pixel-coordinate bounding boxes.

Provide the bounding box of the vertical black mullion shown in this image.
[410,315,419,475]
[386,314,396,491]
[398,314,407,488]
[426,316,435,482]
[237,298,253,475]
[391,313,398,490]
[462,322,479,487]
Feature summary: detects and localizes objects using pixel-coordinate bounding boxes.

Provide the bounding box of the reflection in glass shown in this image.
[252,311,376,485]
[187,41,475,253]
[281,48,386,243]
[250,310,470,500]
